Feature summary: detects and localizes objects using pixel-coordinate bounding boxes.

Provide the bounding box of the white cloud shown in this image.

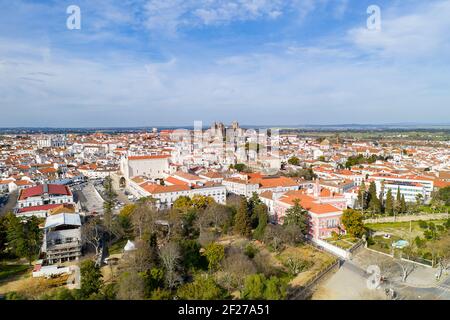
[0,0,449,126]
[1,32,449,127]
[141,0,329,33]
[348,0,450,60]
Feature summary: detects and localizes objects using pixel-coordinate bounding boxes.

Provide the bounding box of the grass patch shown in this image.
[367,235,401,255]
[329,239,353,250]
[277,245,336,288]
[108,238,129,255]
[323,235,359,250]
[418,205,450,213]
[365,220,446,239]
[0,264,30,282]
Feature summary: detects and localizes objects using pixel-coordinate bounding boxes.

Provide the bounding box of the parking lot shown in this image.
[74,182,104,215]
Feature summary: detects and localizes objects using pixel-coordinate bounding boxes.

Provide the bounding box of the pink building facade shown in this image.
[266,186,347,240]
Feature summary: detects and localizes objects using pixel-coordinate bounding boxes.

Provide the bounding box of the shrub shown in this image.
[366,237,375,246]
[244,243,258,259]
[414,236,426,248]
[283,257,311,276]
[443,219,450,229]
[177,274,228,300]
[150,288,172,300]
[418,220,428,229]
[331,231,340,241]
[5,291,27,300]
[241,274,287,300]
[202,243,225,272]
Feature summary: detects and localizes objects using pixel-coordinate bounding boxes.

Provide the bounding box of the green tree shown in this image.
[283,200,309,239]
[173,196,193,212]
[248,192,263,228]
[368,182,381,213]
[358,181,367,210]
[287,156,300,166]
[241,274,266,299]
[233,163,247,172]
[142,267,165,297]
[253,204,268,240]
[191,195,215,210]
[385,189,394,215]
[40,287,76,300]
[119,204,136,218]
[6,214,42,265]
[400,194,407,214]
[80,260,103,298]
[395,187,402,214]
[341,209,365,238]
[103,176,118,234]
[433,186,450,206]
[5,291,27,300]
[0,214,9,258]
[150,288,172,300]
[203,242,225,272]
[179,240,207,271]
[264,276,287,300]
[177,274,228,300]
[118,204,135,235]
[234,197,252,237]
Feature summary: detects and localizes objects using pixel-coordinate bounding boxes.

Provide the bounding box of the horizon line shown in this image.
[1,122,450,130]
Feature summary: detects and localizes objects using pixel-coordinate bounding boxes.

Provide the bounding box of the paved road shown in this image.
[341,259,450,300]
[313,247,450,300]
[312,260,387,300]
[391,275,450,300]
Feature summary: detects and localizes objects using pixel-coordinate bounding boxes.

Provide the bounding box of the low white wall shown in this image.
[32,265,71,278]
[312,238,350,260]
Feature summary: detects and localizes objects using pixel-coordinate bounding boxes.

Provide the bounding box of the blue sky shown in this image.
[0,0,449,127]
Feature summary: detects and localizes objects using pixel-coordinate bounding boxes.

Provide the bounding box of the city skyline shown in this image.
[0,0,449,127]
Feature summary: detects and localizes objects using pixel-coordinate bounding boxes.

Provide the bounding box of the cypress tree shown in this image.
[400,194,407,214]
[385,189,394,215]
[234,197,252,237]
[395,187,402,214]
[253,204,268,240]
[368,182,381,213]
[357,189,364,210]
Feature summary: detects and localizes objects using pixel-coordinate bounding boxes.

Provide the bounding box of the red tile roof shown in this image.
[173,171,201,181]
[17,203,63,213]
[19,184,71,200]
[278,190,342,215]
[140,182,190,194]
[250,176,298,188]
[165,176,189,186]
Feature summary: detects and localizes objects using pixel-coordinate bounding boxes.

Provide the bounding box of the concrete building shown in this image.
[120,154,170,180]
[42,213,82,265]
